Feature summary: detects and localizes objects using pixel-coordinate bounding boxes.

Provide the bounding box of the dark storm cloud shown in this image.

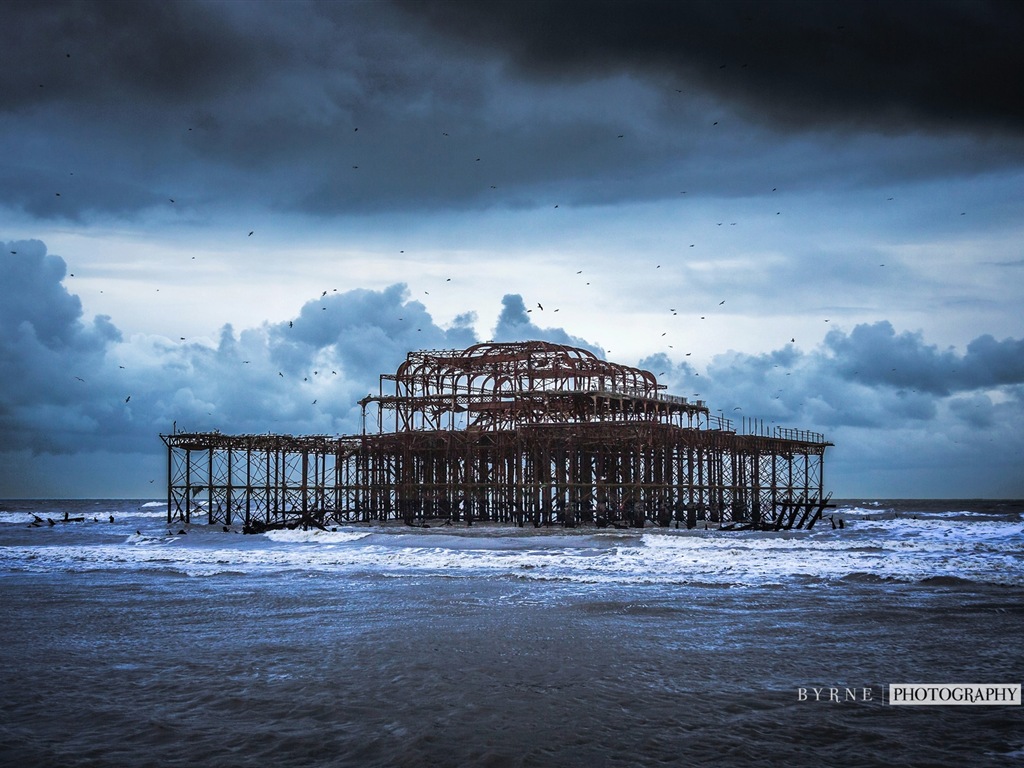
[493,294,604,355]
[1,240,123,452]
[400,0,1024,134]
[4,0,1022,223]
[824,321,1024,395]
[0,0,272,110]
[267,284,478,384]
[0,239,119,350]
[651,321,1024,432]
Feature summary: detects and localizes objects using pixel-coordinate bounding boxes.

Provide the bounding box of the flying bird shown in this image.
[125,396,131,403]
[248,231,254,236]
[537,302,543,310]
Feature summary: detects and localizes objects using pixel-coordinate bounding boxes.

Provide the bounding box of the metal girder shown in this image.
[162,342,832,529]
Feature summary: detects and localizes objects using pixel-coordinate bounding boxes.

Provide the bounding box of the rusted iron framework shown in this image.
[162,341,832,530]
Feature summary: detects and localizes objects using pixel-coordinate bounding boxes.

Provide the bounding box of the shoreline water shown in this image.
[2,497,1022,767]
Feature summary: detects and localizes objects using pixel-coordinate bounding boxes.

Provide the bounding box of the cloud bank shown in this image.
[4,240,1022,496]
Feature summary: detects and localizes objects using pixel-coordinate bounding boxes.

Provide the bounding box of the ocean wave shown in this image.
[3,505,1023,587]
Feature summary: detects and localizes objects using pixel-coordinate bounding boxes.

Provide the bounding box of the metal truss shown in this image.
[162,342,832,530]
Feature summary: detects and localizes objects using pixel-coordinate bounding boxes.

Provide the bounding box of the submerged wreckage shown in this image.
[161,341,832,531]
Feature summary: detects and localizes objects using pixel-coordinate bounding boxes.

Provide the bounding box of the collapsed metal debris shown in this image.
[161,341,832,530]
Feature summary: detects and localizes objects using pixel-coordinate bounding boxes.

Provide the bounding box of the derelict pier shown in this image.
[161,341,832,530]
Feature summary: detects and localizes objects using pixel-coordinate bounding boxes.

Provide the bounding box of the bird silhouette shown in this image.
[248,231,254,236]
[125,396,131,403]
[537,302,543,310]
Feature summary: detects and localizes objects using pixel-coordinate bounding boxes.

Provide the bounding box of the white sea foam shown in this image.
[1,498,1020,584]
[2,510,1021,586]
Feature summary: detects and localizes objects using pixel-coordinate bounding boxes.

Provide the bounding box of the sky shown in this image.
[1,0,1022,499]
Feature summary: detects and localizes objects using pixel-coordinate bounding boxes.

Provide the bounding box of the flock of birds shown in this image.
[29,55,969,417]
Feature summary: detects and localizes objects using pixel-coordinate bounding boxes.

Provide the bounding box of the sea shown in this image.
[1,498,1022,768]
